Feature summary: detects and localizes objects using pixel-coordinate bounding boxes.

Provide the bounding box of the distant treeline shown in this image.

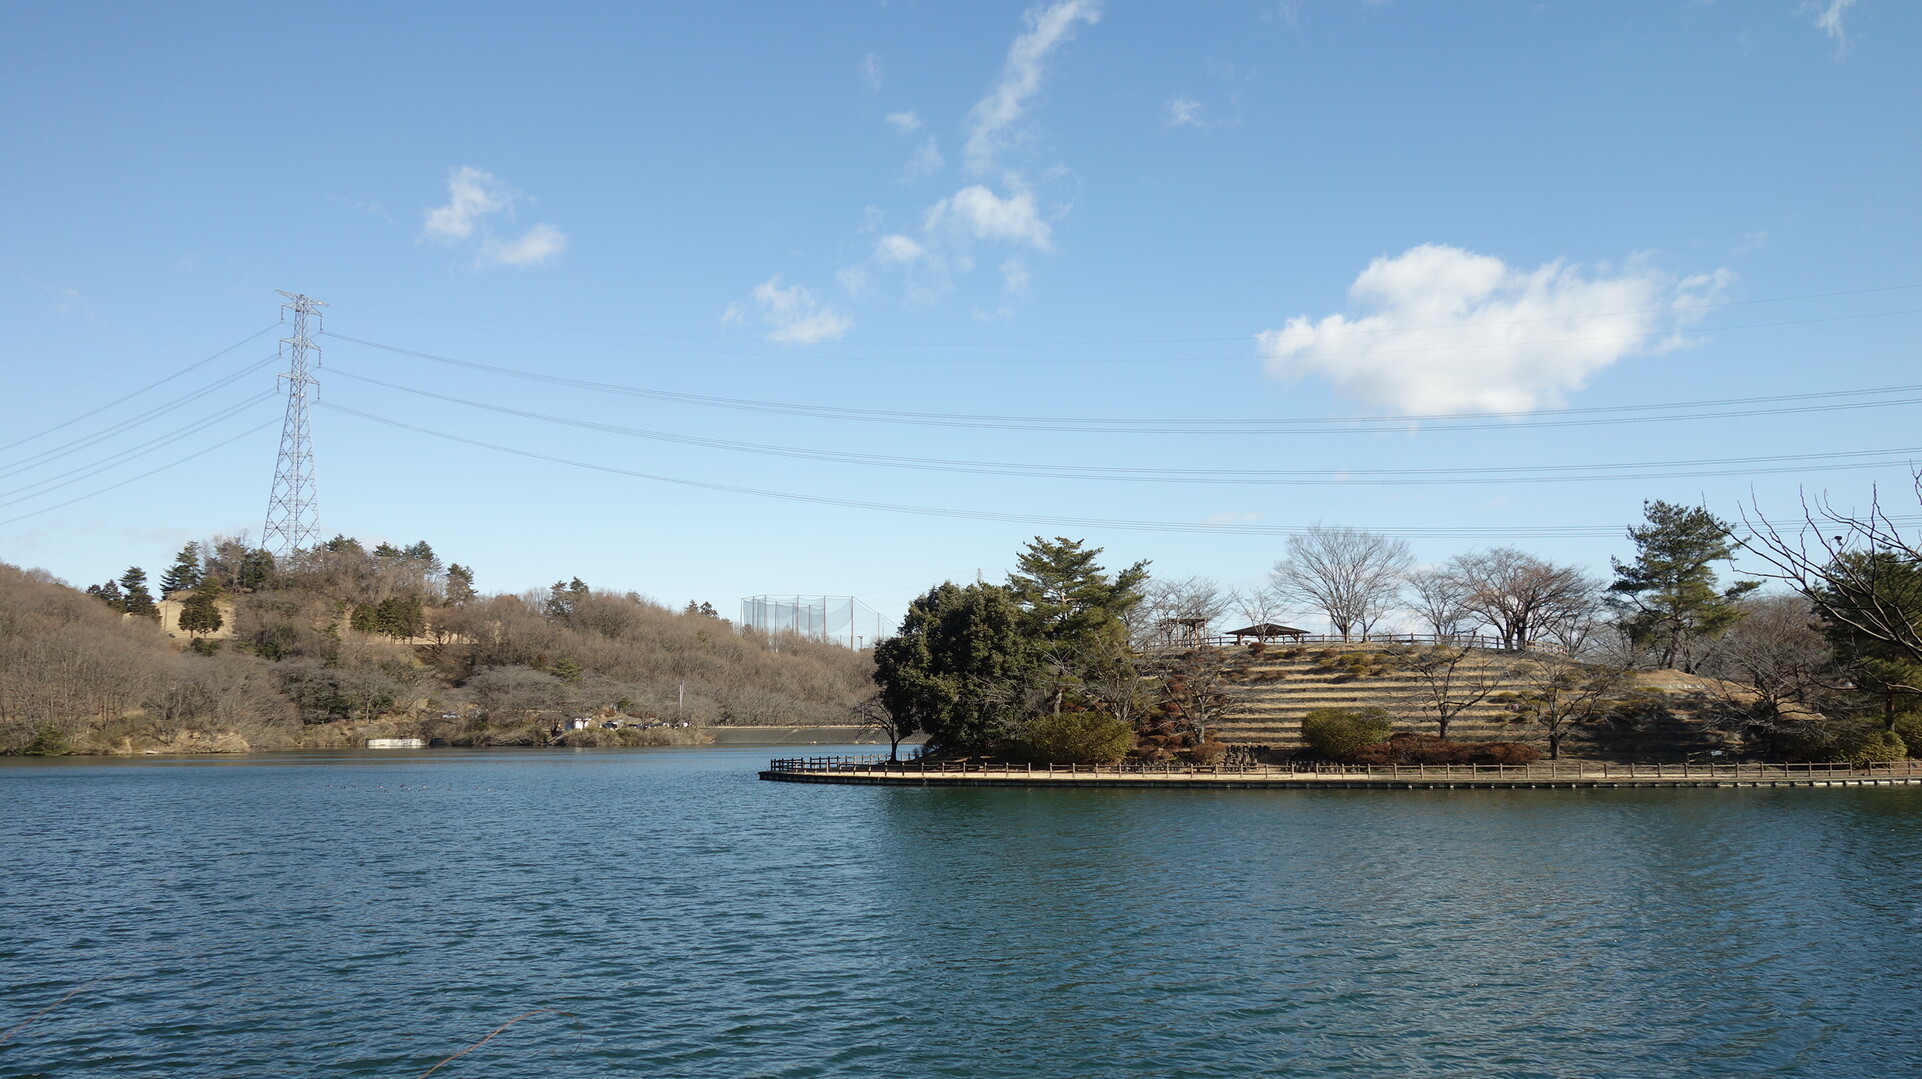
[0,535,872,755]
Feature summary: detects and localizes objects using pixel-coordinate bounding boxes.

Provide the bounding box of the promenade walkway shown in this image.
[760,755,1922,790]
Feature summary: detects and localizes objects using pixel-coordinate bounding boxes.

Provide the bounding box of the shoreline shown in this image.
[760,759,1922,791]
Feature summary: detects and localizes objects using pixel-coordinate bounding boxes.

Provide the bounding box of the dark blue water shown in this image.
[2,747,1919,1078]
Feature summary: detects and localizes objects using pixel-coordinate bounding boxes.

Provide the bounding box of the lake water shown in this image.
[2,746,1919,1078]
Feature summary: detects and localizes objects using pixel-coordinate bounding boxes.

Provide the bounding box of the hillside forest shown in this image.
[6,484,1922,764]
[0,535,872,755]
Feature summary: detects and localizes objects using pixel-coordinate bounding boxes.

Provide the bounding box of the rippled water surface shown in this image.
[3,747,1920,1077]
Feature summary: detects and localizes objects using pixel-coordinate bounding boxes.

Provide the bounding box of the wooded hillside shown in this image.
[1,537,874,755]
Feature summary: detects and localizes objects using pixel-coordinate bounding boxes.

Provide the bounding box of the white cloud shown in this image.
[1809,0,1857,46]
[725,276,853,344]
[837,266,871,296]
[874,234,926,264]
[964,0,1102,174]
[863,53,883,90]
[904,137,945,178]
[482,223,569,267]
[885,111,922,134]
[1165,96,1205,128]
[1000,256,1030,295]
[1257,244,1728,415]
[926,184,1052,249]
[421,165,565,268]
[423,166,510,241]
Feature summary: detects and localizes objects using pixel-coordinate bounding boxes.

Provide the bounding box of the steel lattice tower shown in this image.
[261,291,326,558]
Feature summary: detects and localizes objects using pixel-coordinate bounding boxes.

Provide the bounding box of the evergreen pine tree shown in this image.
[238,548,276,591]
[444,564,477,605]
[1608,501,1758,672]
[159,542,203,595]
[118,567,158,620]
[1007,537,1150,714]
[86,580,127,611]
[179,578,225,639]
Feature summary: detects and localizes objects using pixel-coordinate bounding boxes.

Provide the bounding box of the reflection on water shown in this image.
[2,747,1918,1077]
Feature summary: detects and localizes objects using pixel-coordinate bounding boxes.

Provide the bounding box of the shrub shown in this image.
[1014,711,1135,765]
[1854,729,1908,766]
[1892,712,1922,756]
[1180,740,1227,765]
[1300,707,1394,758]
[1344,732,1539,766]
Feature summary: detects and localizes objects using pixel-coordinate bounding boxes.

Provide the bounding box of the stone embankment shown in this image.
[761,756,1922,791]
[1199,642,1724,755]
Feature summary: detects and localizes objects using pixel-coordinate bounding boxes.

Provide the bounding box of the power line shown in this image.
[325,280,1922,348]
[0,420,282,529]
[326,367,1922,485]
[0,325,278,456]
[0,301,263,426]
[324,332,1922,435]
[317,400,1922,540]
[0,391,278,509]
[317,305,1922,367]
[0,356,280,480]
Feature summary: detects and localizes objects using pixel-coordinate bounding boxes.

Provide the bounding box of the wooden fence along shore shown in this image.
[1141,631,1566,655]
[760,755,1922,790]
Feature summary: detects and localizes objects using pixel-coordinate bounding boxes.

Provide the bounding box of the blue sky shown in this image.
[2,1,1917,632]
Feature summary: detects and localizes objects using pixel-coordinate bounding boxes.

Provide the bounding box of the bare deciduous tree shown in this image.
[1154,646,1252,745]
[1697,593,1838,731]
[1741,479,1922,671]
[1271,526,1411,640]
[854,691,917,761]
[1129,576,1230,649]
[1399,645,1510,741]
[1406,567,1473,640]
[1448,547,1597,651]
[1504,652,1631,759]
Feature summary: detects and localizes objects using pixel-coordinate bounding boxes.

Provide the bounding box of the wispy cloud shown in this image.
[904,137,945,179]
[863,52,884,91]
[482,223,569,267]
[1808,0,1858,49]
[885,111,922,134]
[925,184,1052,249]
[963,0,1102,174]
[725,277,853,343]
[1257,244,1729,414]
[423,166,508,241]
[421,166,567,269]
[874,234,927,265]
[1165,96,1206,128]
[1000,256,1031,295]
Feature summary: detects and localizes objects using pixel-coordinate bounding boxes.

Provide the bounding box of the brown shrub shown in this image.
[1345,733,1540,765]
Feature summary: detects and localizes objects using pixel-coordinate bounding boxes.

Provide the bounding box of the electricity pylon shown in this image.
[261,291,325,558]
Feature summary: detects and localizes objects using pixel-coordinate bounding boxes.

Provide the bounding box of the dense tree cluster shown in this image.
[874,491,1922,765]
[874,538,1149,762]
[6,534,872,754]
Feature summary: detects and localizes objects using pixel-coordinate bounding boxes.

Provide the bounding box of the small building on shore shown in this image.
[1225,623,1309,644]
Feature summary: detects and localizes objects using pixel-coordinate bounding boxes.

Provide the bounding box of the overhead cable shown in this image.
[316,401,1922,540]
[0,356,281,480]
[0,420,282,529]
[328,368,1922,486]
[324,281,1922,348]
[0,325,278,455]
[324,332,1922,435]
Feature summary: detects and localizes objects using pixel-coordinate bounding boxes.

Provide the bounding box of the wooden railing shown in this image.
[765,756,1922,780]
[1139,632,1567,656]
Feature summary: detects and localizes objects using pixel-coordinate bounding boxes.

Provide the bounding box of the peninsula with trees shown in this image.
[6,482,1922,767]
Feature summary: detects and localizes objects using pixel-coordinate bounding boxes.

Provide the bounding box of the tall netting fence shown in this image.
[740,595,891,649]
